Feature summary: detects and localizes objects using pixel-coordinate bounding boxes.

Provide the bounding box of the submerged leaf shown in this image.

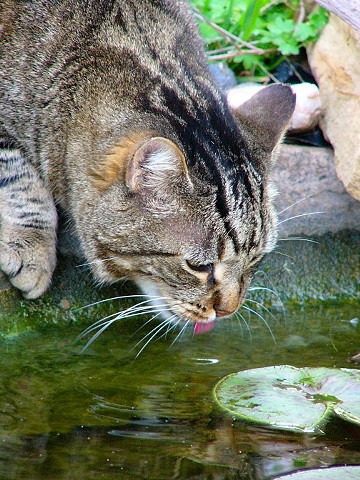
[274,465,360,479]
[214,366,360,434]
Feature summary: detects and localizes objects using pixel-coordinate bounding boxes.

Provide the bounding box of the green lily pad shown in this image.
[214,365,360,434]
[274,465,360,479]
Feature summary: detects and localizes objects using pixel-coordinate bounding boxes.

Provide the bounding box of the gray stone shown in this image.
[209,62,238,90]
[273,144,360,237]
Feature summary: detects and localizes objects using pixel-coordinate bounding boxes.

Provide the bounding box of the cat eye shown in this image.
[186,259,213,274]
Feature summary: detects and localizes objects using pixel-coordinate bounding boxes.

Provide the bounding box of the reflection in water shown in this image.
[0,303,360,479]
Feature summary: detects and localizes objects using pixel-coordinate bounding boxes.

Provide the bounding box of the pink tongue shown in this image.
[194,320,216,335]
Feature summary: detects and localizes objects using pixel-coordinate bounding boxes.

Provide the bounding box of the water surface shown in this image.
[0,300,359,479]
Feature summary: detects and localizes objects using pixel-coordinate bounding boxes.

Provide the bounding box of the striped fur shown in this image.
[0,138,57,298]
[0,1,295,322]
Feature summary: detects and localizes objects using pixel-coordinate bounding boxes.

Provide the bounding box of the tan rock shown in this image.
[308,14,360,201]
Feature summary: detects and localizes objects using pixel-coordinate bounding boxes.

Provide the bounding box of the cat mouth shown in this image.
[193,319,217,335]
[135,278,218,334]
[173,302,218,334]
[168,306,218,335]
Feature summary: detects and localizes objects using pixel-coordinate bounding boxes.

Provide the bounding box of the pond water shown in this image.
[0,299,359,479]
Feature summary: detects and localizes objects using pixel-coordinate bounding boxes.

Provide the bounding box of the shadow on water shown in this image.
[0,297,359,479]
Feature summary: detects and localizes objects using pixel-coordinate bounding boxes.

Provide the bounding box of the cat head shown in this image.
[86,84,295,331]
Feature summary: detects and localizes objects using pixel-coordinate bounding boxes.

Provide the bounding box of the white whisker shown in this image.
[133,317,173,349]
[157,317,181,341]
[277,211,323,225]
[76,257,117,268]
[129,311,166,338]
[235,314,244,338]
[245,299,279,324]
[248,286,282,301]
[78,299,170,336]
[277,194,315,215]
[79,305,170,340]
[234,311,252,339]
[242,305,276,344]
[79,308,171,352]
[78,295,170,311]
[135,316,177,357]
[80,318,118,352]
[278,237,319,244]
[253,269,272,279]
[78,310,123,339]
[170,320,190,347]
[271,250,295,260]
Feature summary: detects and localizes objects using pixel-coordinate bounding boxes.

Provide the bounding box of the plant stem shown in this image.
[193,9,267,53]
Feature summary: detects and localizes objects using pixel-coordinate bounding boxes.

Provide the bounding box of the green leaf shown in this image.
[190,0,330,77]
[198,23,221,43]
[239,0,263,41]
[309,8,330,32]
[276,38,300,56]
[268,17,295,35]
[214,366,360,434]
[232,53,260,71]
[204,1,229,24]
[294,23,314,43]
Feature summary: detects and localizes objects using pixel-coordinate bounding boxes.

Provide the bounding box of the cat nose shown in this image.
[213,288,240,318]
[213,291,240,318]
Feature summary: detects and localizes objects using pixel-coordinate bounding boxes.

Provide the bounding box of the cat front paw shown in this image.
[0,228,57,299]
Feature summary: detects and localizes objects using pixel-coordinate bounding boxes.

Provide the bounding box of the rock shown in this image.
[0,272,10,293]
[288,83,321,133]
[209,62,238,90]
[227,82,322,134]
[274,144,360,237]
[315,0,360,33]
[308,14,360,201]
[349,351,360,364]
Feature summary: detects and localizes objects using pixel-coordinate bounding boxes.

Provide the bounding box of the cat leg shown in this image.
[0,139,57,298]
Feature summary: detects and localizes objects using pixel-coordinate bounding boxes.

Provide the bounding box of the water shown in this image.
[0,299,359,479]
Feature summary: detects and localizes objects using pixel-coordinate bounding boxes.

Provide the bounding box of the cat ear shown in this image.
[90,135,191,192]
[230,84,296,155]
[126,137,192,191]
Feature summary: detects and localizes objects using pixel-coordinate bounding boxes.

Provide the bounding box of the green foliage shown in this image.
[190,0,329,80]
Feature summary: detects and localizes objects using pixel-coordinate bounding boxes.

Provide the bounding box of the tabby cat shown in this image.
[0,0,295,333]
